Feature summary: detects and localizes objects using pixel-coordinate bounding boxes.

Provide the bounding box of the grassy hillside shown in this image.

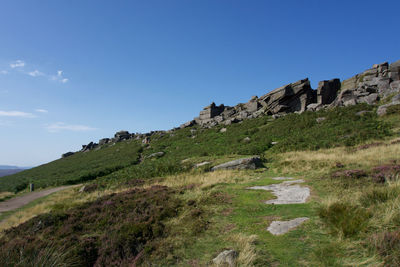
[0,103,399,266]
[0,141,142,192]
[0,103,391,193]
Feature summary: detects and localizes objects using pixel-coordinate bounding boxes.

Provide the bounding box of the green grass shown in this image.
[0,103,398,266]
[0,104,392,193]
[0,140,143,192]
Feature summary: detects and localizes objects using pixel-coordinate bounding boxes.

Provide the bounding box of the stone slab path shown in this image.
[0,185,80,214]
[267,217,309,235]
[248,179,310,204]
[248,177,310,235]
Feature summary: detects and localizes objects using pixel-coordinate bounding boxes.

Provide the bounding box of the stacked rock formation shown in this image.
[182,59,400,128]
[63,59,400,157]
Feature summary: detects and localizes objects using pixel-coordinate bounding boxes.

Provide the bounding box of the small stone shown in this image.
[146,152,165,159]
[243,137,251,143]
[194,162,210,168]
[271,141,278,145]
[220,127,227,133]
[316,117,326,123]
[355,110,372,116]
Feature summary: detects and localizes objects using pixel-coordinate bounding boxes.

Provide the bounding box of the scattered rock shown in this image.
[355,110,372,116]
[243,137,251,143]
[146,152,165,159]
[212,250,238,267]
[267,217,309,235]
[79,184,98,193]
[180,120,196,129]
[61,152,74,158]
[316,117,326,123]
[194,162,210,168]
[211,157,262,171]
[248,179,310,204]
[99,138,110,145]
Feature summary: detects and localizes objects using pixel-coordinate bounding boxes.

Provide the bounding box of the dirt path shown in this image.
[0,185,79,213]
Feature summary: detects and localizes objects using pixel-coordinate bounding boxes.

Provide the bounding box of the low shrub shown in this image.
[0,186,182,266]
[318,202,371,237]
[359,187,399,207]
[331,169,368,179]
[371,164,400,183]
[370,231,400,266]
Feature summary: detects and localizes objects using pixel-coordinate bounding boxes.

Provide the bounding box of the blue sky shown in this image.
[0,0,399,166]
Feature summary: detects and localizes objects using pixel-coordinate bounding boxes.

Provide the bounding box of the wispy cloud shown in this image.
[0,110,36,118]
[10,60,25,68]
[35,109,48,113]
[50,70,69,83]
[7,60,69,83]
[45,122,97,133]
[28,70,44,77]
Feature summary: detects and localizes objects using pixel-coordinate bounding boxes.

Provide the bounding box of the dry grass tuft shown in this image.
[157,170,251,189]
[0,192,14,201]
[273,138,400,175]
[229,233,258,266]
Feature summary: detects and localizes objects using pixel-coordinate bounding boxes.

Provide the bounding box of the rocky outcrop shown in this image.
[211,157,262,171]
[259,78,315,114]
[180,59,400,129]
[333,60,400,108]
[317,79,341,105]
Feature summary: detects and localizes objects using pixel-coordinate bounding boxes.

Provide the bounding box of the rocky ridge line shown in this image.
[62,59,400,157]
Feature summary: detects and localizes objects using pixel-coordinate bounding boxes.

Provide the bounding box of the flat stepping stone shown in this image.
[272,177,294,180]
[248,179,310,204]
[267,217,309,235]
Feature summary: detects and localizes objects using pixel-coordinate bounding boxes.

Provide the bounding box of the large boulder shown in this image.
[211,156,262,171]
[259,78,315,114]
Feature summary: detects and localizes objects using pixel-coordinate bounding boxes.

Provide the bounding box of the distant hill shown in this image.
[0,166,30,178]
[0,165,21,170]
[0,169,25,178]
